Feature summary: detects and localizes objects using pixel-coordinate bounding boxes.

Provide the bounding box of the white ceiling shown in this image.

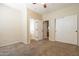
[27,3,79,15]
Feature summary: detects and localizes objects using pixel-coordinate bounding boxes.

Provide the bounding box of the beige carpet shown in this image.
[0,40,79,56]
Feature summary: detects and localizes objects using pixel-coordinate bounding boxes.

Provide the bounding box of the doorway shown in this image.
[43,21,49,40]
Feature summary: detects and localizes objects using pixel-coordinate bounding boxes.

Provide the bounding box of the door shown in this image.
[34,20,43,40]
[43,21,49,40]
[55,15,77,45]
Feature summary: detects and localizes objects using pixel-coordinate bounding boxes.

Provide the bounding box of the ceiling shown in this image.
[27,3,79,15]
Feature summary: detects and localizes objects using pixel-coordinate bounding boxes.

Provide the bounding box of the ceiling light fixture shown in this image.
[33,3,47,8]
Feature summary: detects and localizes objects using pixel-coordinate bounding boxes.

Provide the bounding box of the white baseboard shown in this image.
[0,41,22,47]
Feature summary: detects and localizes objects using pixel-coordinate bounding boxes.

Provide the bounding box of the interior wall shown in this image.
[6,3,28,44]
[27,8,42,20]
[43,5,79,41]
[27,8,42,42]
[0,4,22,47]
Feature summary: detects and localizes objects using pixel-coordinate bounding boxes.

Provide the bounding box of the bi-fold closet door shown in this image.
[30,18,43,40]
[55,15,77,45]
[34,20,43,40]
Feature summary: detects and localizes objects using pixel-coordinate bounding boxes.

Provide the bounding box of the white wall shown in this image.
[0,4,22,46]
[0,3,28,47]
[6,3,28,44]
[43,5,79,42]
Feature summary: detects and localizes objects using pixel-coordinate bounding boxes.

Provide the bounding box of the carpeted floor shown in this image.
[0,40,79,56]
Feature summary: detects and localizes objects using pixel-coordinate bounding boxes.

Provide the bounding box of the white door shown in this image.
[55,15,77,45]
[34,20,43,40]
[43,21,48,39]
